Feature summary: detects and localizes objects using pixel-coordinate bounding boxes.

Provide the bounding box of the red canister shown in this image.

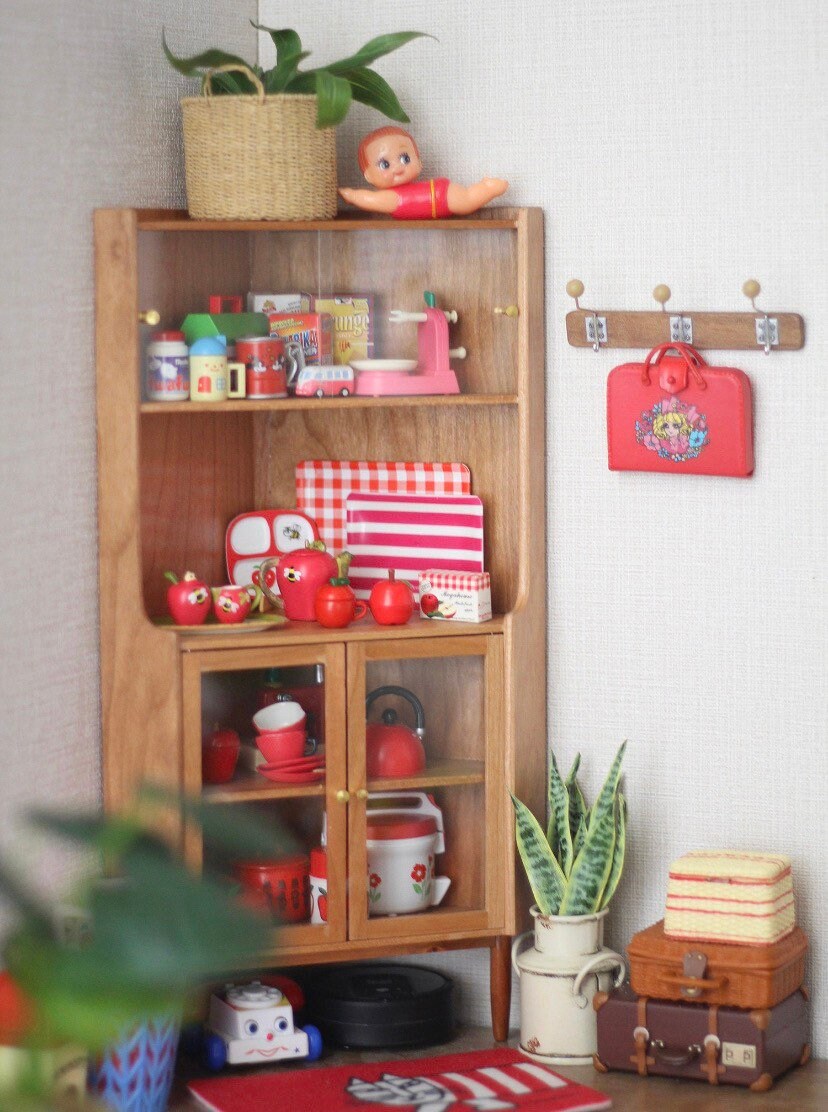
[235,855,310,923]
[235,336,289,399]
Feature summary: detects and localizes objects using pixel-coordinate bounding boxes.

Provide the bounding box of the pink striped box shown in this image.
[345,493,484,600]
[419,569,492,623]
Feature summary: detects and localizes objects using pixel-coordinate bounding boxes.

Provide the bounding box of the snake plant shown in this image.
[510,741,628,917]
[163,25,431,128]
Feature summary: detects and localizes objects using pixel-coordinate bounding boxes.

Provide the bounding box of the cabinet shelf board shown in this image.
[367,759,485,791]
[140,394,518,414]
[201,776,326,804]
[134,208,521,232]
[176,615,506,651]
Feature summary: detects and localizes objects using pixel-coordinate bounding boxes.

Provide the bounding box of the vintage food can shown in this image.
[145,330,189,401]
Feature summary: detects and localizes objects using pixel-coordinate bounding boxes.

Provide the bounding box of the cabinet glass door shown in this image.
[181,644,346,950]
[345,635,505,942]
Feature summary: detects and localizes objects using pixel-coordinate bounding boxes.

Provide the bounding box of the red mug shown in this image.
[236,336,302,399]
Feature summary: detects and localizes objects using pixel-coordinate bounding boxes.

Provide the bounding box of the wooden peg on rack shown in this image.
[565,280,605,350]
[565,277,804,351]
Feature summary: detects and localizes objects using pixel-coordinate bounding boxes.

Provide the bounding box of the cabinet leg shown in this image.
[490,936,512,1042]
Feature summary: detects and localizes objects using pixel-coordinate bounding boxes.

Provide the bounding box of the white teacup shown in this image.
[252,701,306,734]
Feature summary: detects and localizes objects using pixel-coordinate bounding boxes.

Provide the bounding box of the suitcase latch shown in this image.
[681,951,708,997]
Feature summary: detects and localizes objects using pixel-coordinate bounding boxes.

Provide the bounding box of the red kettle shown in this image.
[365,686,426,779]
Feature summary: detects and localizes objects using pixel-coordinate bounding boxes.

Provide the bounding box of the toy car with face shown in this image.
[202,981,322,1070]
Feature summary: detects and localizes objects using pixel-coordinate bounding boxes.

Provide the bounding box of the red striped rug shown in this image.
[189,1046,611,1110]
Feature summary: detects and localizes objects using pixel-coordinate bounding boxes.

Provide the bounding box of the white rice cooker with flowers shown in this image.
[366,792,451,916]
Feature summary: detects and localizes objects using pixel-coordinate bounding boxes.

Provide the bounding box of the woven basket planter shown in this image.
[181,66,337,221]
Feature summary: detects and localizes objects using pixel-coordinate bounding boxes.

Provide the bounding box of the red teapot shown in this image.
[365,686,426,779]
[258,543,337,621]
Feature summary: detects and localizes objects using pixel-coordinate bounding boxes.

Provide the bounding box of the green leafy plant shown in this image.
[163,25,431,128]
[0,788,290,1055]
[510,741,627,917]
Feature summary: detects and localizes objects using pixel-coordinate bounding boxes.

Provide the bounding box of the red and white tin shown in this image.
[418,569,492,623]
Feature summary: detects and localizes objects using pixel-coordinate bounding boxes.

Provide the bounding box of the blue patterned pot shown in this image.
[91,1015,179,1111]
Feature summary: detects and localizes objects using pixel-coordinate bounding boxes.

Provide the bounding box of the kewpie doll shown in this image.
[338,126,508,220]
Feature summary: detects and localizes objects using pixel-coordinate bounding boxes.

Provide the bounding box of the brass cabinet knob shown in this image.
[493,304,519,318]
[139,309,161,326]
[335,789,350,803]
[355,788,369,800]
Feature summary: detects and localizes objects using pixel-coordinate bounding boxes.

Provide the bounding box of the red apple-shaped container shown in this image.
[202,725,241,784]
[369,570,415,625]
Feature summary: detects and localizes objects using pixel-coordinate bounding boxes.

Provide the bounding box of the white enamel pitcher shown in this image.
[512,906,626,1065]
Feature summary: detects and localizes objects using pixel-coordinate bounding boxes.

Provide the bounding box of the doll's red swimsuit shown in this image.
[392,178,451,219]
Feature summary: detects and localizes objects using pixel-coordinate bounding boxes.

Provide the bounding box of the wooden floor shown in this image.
[173,1026,826,1109]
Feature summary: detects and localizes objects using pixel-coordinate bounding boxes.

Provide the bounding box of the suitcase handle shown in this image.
[660,973,728,998]
[641,343,708,389]
[651,1039,702,1068]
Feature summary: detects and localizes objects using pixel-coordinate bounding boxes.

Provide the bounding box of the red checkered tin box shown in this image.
[418,569,492,623]
[665,850,796,946]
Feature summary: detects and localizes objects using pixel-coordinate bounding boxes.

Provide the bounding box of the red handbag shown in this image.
[607,343,754,476]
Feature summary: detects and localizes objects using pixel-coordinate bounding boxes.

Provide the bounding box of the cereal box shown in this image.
[312,295,374,365]
[248,292,312,314]
[418,570,492,623]
[269,312,333,365]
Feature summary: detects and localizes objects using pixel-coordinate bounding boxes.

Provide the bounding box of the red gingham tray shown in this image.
[295,460,471,553]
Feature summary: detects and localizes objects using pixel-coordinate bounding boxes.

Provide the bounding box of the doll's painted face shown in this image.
[362,133,422,189]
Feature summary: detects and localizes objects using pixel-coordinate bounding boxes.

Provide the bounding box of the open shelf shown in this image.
[140,394,518,414]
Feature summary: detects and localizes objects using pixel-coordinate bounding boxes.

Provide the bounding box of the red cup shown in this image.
[256,728,317,764]
[212,584,258,624]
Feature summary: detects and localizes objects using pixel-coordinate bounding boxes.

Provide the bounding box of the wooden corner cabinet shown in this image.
[94,208,546,1040]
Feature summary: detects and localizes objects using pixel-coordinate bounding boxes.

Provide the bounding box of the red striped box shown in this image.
[664,850,796,945]
[345,493,484,600]
[419,569,492,623]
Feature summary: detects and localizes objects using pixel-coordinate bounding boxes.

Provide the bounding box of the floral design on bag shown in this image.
[636,396,709,462]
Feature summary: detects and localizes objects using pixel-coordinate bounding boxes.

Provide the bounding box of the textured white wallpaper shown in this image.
[0,0,824,1055]
[258,0,827,1043]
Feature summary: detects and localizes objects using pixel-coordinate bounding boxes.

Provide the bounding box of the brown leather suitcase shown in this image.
[594,984,810,1091]
[628,919,808,1009]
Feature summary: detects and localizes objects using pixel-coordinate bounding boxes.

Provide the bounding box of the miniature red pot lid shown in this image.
[366,814,437,840]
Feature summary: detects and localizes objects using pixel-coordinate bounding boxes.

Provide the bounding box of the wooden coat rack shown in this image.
[565,280,805,352]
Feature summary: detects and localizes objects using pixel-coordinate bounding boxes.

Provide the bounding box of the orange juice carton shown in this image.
[248,292,312,314]
[269,312,333,365]
[311,295,374,365]
[419,570,492,623]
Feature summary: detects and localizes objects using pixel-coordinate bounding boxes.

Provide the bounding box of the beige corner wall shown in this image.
[255,0,826,1044]
[0,1,255,892]
[0,0,823,1054]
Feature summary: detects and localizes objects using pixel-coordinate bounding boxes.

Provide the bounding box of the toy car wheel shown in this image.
[315,388,325,398]
[204,1033,228,1072]
[303,1023,323,1061]
[340,387,350,396]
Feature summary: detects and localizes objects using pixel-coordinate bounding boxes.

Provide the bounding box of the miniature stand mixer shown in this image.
[354,291,466,396]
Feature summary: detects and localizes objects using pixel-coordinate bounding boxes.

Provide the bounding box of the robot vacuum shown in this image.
[304,962,454,1049]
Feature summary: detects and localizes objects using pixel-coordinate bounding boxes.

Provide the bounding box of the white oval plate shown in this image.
[351,359,417,373]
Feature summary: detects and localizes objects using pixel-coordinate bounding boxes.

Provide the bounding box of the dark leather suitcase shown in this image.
[593,984,810,1092]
